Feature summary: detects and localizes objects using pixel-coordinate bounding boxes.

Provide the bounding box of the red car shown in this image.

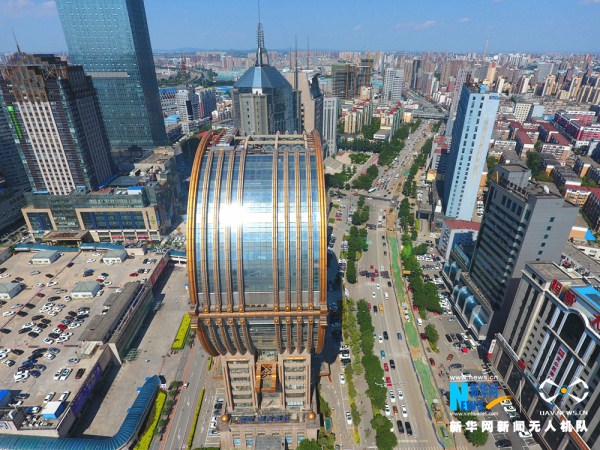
[374,270,379,276]
[384,363,389,372]
[385,376,392,387]
[36,293,45,298]
[57,324,67,331]
[370,265,374,270]
[367,303,372,309]
[129,273,139,277]
[370,277,375,283]
[420,333,427,340]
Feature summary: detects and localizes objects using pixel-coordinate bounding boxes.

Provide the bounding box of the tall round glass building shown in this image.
[187,130,327,360]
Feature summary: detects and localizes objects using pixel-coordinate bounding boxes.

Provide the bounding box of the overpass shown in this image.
[412,110,448,120]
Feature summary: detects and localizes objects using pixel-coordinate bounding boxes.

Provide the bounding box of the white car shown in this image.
[384,404,391,416]
[31,327,43,334]
[44,392,55,403]
[64,296,72,302]
[378,335,383,343]
[59,368,72,381]
[43,338,54,345]
[372,292,376,298]
[14,371,29,382]
[68,323,81,329]
[2,359,15,367]
[0,273,9,279]
[376,283,380,289]
[103,281,112,286]
[22,322,35,329]
[2,311,15,317]
[86,259,95,263]
[56,336,69,343]
[47,281,58,287]
[35,283,44,287]
[30,271,41,275]
[339,374,346,384]
[397,388,404,400]
[48,311,59,317]
[68,357,79,364]
[519,430,533,439]
[401,404,408,418]
[389,390,396,403]
[44,353,56,360]
[345,411,352,425]
[11,304,24,309]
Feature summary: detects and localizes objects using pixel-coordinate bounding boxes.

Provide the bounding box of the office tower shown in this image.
[382,68,404,104]
[0,98,28,232]
[232,22,297,135]
[410,58,421,90]
[443,83,499,220]
[0,53,114,195]
[489,262,600,450]
[331,63,357,99]
[197,88,217,119]
[452,164,577,339]
[187,130,326,447]
[535,61,555,82]
[445,67,469,136]
[322,96,339,156]
[284,72,323,134]
[56,0,167,153]
[176,88,199,122]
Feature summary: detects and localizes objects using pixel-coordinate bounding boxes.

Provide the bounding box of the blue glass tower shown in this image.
[56,0,167,153]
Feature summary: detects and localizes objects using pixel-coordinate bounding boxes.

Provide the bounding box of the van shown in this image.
[417,318,423,327]
[384,292,389,300]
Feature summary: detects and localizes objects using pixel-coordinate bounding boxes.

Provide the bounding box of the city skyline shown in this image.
[1,0,600,54]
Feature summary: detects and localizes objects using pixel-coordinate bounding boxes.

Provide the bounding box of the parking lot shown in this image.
[0,250,169,433]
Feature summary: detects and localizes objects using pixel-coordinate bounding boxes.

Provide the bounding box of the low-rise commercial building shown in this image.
[437,219,480,261]
[0,282,22,300]
[29,250,60,265]
[71,281,101,299]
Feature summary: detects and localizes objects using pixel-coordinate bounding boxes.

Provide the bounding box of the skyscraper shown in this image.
[382,68,404,104]
[56,0,167,153]
[187,130,326,447]
[446,164,577,339]
[0,53,114,195]
[443,83,499,220]
[232,23,297,135]
[445,67,469,136]
[322,96,339,156]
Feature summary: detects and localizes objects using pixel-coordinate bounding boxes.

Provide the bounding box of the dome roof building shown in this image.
[232,23,297,135]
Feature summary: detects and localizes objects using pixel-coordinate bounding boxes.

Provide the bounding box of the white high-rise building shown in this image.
[322,96,339,157]
[443,84,500,220]
[445,67,469,136]
[382,68,404,104]
[176,89,199,122]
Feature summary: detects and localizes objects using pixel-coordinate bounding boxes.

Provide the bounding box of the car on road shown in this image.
[379,304,383,311]
[389,390,395,402]
[371,291,376,298]
[345,411,352,425]
[378,335,384,343]
[396,420,404,433]
[503,405,517,413]
[383,331,388,340]
[519,430,533,439]
[495,439,512,448]
[385,376,392,387]
[384,404,391,416]
[405,421,413,435]
[500,399,513,407]
[445,334,453,343]
[420,332,427,340]
[339,374,345,384]
[396,332,402,340]
[373,306,378,313]
[383,363,389,372]
[449,363,463,370]
[401,404,408,418]
[380,350,386,360]
[389,359,395,370]
[429,358,436,366]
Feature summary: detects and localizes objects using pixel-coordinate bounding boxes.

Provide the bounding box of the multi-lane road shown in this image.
[326,121,451,448]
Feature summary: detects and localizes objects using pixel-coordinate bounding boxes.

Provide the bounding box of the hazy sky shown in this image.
[1,0,599,54]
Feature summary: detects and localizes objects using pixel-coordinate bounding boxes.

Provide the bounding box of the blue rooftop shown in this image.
[0,376,161,450]
[572,285,600,312]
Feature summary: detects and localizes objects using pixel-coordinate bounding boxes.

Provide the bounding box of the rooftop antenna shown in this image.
[255,0,269,66]
[12,28,21,54]
[483,38,489,62]
[307,36,310,70]
[294,34,298,90]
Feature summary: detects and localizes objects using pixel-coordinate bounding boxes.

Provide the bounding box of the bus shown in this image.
[368,187,376,193]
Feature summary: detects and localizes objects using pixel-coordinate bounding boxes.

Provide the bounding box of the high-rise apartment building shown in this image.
[382,68,404,104]
[197,88,217,119]
[489,262,600,450]
[187,131,326,448]
[284,72,323,135]
[331,63,357,99]
[444,164,577,339]
[443,83,499,220]
[56,0,167,153]
[232,23,297,135]
[0,53,114,195]
[322,96,339,156]
[176,88,199,122]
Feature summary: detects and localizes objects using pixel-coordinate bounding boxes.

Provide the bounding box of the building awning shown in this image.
[585,229,596,241]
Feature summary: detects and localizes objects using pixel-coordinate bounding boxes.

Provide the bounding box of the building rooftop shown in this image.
[444,219,481,231]
[0,282,20,294]
[31,250,59,259]
[72,281,100,293]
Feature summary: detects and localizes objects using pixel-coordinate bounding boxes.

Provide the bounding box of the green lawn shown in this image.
[171,314,191,350]
[414,360,454,448]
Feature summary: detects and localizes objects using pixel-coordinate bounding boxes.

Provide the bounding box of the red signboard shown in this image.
[487,339,496,360]
[548,346,567,380]
[591,314,600,332]
[562,290,576,306]
[550,279,562,295]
